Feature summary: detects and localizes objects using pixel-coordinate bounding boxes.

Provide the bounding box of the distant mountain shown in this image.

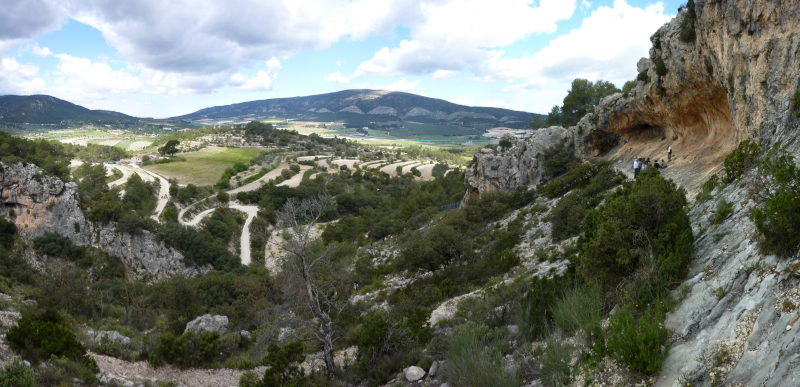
[173,89,541,128]
[0,95,139,126]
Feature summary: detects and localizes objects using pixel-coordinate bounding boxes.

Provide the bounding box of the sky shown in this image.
[0,0,677,118]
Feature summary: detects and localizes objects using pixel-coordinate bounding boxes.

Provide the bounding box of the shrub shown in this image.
[258,342,308,387]
[752,188,800,258]
[550,286,604,356]
[653,57,667,77]
[6,309,99,376]
[606,308,670,375]
[792,90,800,117]
[540,338,571,387]
[723,140,761,183]
[578,168,693,297]
[678,0,697,43]
[540,138,578,178]
[713,198,733,225]
[637,71,650,84]
[445,322,518,387]
[621,80,636,98]
[0,358,36,387]
[499,135,514,149]
[153,331,222,368]
[0,217,15,249]
[696,174,720,202]
[217,191,230,203]
[281,169,293,179]
[540,160,616,199]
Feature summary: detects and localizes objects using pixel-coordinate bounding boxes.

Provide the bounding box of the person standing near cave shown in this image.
[633,157,641,179]
[668,146,672,162]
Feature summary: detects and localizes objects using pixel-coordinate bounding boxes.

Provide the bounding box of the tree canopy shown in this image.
[561,79,621,127]
[159,140,180,156]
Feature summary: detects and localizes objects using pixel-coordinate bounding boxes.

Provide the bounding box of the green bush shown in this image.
[752,188,800,258]
[792,90,800,117]
[713,198,733,225]
[516,274,573,340]
[257,342,308,387]
[0,217,15,249]
[0,358,36,387]
[621,80,636,98]
[550,286,604,356]
[606,308,670,375]
[578,168,693,297]
[653,57,667,77]
[540,338,571,387]
[445,322,518,387]
[637,71,650,84]
[152,331,224,368]
[723,140,761,183]
[541,138,578,178]
[6,309,99,376]
[696,174,720,202]
[678,0,697,43]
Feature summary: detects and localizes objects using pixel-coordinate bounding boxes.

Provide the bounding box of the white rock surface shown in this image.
[404,365,425,382]
[184,314,228,335]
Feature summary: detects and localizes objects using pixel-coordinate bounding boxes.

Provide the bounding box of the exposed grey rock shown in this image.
[636,57,651,73]
[316,108,331,113]
[338,105,364,114]
[366,106,398,116]
[428,361,438,378]
[0,162,210,281]
[240,330,252,340]
[278,327,294,342]
[94,331,131,349]
[507,325,519,336]
[404,365,425,382]
[403,107,434,118]
[184,314,228,335]
[464,126,574,202]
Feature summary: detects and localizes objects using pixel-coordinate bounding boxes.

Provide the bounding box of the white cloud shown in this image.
[336,60,344,67]
[324,71,351,84]
[0,57,41,94]
[349,0,577,79]
[431,70,457,80]
[228,58,281,91]
[496,0,671,89]
[31,43,53,57]
[383,78,422,92]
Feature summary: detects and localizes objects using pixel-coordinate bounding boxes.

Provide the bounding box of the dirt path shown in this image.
[229,204,259,265]
[138,167,171,220]
[330,159,360,169]
[401,162,424,175]
[276,165,313,188]
[360,159,387,168]
[414,163,439,181]
[106,165,134,188]
[91,352,261,387]
[228,162,288,194]
[379,161,417,176]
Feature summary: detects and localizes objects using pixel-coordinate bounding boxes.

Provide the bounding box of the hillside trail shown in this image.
[136,166,171,220]
[276,165,313,187]
[179,203,259,265]
[228,160,288,194]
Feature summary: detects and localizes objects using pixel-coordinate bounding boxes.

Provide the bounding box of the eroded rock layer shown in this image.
[0,162,208,280]
[578,0,800,161]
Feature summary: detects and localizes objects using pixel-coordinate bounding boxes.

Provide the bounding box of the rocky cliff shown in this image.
[466,0,800,199]
[463,127,573,201]
[577,0,800,163]
[0,162,208,280]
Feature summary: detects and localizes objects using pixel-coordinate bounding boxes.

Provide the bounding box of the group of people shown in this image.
[633,146,672,178]
[161,194,170,199]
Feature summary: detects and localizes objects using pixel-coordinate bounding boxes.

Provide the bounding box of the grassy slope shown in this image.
[142,147,263,186]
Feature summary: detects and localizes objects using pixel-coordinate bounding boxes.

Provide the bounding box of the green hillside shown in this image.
[0,95,139,127]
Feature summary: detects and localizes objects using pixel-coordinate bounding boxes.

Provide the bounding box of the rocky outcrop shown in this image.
[0,162,209,280]
[463,127,573,201]
[338,105,364,114]
[184,314,229,335]
[366,106,398,116]
[657,167,800,387]
[577,1,800,162]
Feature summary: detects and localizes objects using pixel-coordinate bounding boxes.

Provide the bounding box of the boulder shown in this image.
[95,331,131,349]
[428,360,439,378]
[184,314,228,335]
[404,366,425,382]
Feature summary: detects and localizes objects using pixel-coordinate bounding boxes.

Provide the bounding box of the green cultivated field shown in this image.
[143,146,263,186]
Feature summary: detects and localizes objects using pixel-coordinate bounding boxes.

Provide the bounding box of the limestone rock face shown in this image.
[92,330,131,349]
[463,126,573,201]
[185,314,229,335]
[0,162,209,280]
[576,1,800,160]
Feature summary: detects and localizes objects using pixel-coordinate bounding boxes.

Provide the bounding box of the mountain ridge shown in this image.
[172,89,541,126]
[0,95,139,126]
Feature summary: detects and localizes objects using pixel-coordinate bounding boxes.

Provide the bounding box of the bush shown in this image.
[540,138,578,178]
[752,188,800,258]
[723,140,761,183]
[6,309,99,376]
[578,168,693,297]
[606,308,670,375]
[445,322,518,387]
[0,217,15,249]
[153,331,223,368]
[516,275,569,340]
[0,358,36,387]
[678,0,697,43]
[258,342,308,387]
[540,160,619,200]
[653,57,667,76]
[217,191,230,203]
[713,198,733,225]
[499,135,514,149]
[550,286,604,356]
[281,169,293,179]
[621,80,636,98]
[540,338,571,387]
[637,71,650,84]
[792,90,800,117]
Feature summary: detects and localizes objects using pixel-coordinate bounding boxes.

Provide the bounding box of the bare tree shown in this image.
[273,194,344,380]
